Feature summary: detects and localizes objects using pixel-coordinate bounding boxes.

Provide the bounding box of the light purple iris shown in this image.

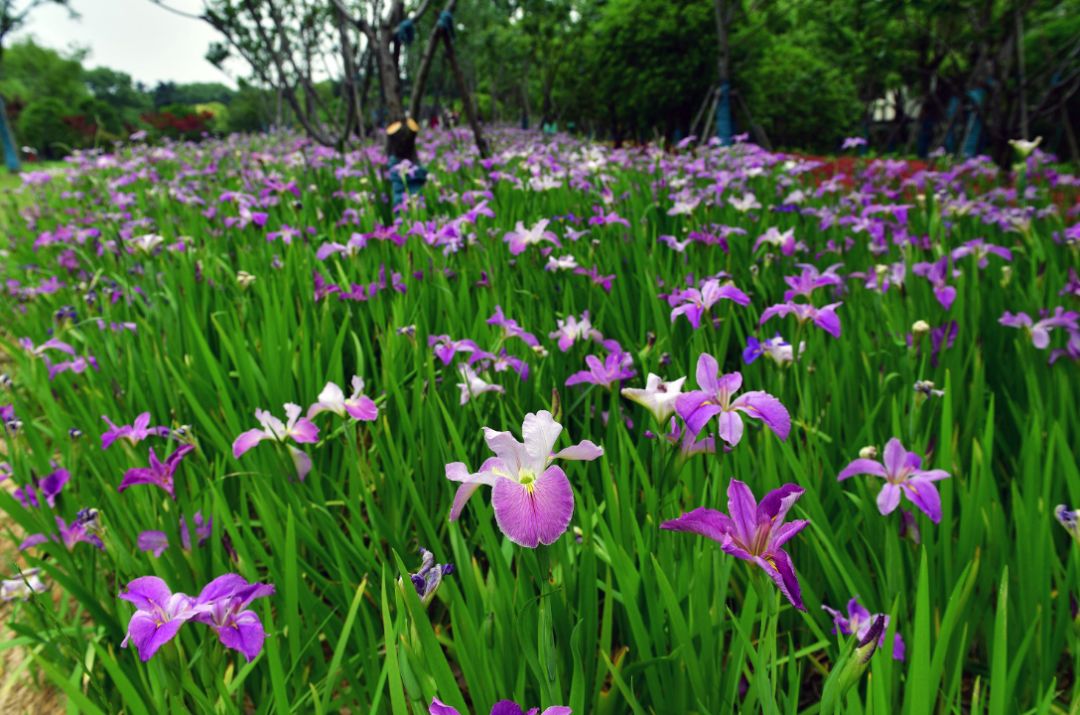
[999,307,1079,349]
[662,479,809,610]
[118,445,194,499]
[101,412,171,450]
[950,238,1012,268]
[669,278,751,329]
[504,219,559,255]
[13,466,70,508]
[759,301,842,339]
[838,438,951,523]
[430,698,571,715]
[429,335,479,365]
[446,411,603,548]
[233,404,319,480]
[782,263,843,301]
[488,306,540,347]
[20,511,105,552]
[138,512,212,557]
[912,256,957,310]
[675,353,790,447]
[823,597,905,661]
[565,351,636,389]
[307,377,378,421]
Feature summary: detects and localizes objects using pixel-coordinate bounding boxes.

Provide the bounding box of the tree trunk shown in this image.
[441,29,490,157]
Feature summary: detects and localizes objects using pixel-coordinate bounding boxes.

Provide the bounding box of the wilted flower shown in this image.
[1056,505,1080,543]
[402,548,454,605]
[445,410,602,547]
[236,271,257,288]
[823,597,905,660]
[662,479,809,610]
[1,569,46,601]
[621,373,685,423]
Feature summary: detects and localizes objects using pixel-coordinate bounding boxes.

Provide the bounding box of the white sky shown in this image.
[13,0,242,87]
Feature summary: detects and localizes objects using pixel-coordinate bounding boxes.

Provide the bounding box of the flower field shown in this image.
[1,128,1078,714]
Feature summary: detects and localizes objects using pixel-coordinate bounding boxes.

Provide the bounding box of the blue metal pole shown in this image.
[0,96,21,172]
[962,88,985,158]
[715,81,733,146]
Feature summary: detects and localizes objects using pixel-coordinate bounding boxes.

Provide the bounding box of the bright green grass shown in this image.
[0,134,1077,714]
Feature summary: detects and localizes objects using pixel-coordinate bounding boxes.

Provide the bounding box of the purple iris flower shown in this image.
[487,306,540,347]
[999,307,1079,349]
[759,301,842,339]
[838,438,951,523]
[101,412,171,450]
[120,577,201,661]
[13,466,70,508]
[669,278,751,329]
[191,574,275,662]
[504,219,559,255]
[118,445,195,499]
[823,597,905,661]
[565,351,636,389]
[120,574,273,663]
[138,512,212,557]
[429,335,480,365]
[675,353,790,447]
[446,411,602,548]
[912,256,957,310]
[782,263,844,301]
[662,479,809,610]
[573,265,615,292]
[232,404,319,456]
[20,511,105,552]
[430,698,571,715]
[950,238,1012,268]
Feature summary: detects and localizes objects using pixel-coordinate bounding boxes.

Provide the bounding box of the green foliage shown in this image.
[740,37,861,150]
[0,130,1077,712]
[15,98,81,157]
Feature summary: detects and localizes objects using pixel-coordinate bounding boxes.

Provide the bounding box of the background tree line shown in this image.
[4,0,1079,163]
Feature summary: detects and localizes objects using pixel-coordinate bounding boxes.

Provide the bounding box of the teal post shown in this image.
[715,81,733,145]
[0,96,21,172]
[962,88,985,158]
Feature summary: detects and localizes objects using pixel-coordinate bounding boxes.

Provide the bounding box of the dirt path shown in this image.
[1,347,64,713]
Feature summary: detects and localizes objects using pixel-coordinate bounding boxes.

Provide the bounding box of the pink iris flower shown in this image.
[446,411,603,548]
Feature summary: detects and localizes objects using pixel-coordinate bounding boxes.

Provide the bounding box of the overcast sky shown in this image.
[14,0,241,87]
